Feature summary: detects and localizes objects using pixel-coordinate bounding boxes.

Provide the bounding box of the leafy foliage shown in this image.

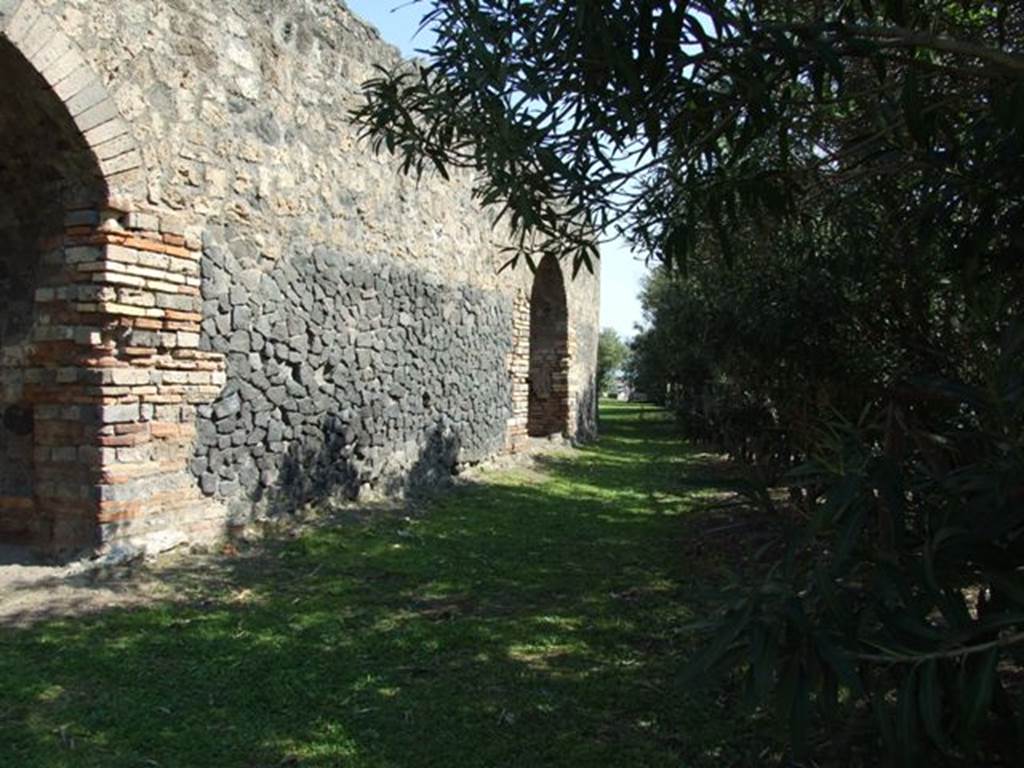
[682,326,1024,764]
[354,1,1024,763]
[596,328,630,394]
[354,1,1024,273]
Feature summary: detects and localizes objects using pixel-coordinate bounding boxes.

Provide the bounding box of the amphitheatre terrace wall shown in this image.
[0,0,599,556]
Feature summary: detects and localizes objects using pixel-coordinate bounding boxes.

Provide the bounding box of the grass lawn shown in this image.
[0,401,777,767]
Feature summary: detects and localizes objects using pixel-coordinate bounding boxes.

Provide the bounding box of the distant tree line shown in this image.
[597,328,630,396]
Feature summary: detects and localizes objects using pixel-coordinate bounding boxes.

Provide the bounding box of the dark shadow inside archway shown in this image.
[0,37,106,548]
[527,255,570,437]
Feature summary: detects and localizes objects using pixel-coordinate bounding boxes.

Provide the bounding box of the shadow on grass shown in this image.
[0,402,775,768]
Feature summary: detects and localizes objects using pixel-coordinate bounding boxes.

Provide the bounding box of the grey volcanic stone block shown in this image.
[194,240,514,515]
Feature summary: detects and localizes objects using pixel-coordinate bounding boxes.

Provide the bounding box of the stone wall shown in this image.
[196,234,515,517]
[0,0,600,556]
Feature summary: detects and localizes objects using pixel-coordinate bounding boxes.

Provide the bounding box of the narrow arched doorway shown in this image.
[527,255,570,437]
[0,36,106,549]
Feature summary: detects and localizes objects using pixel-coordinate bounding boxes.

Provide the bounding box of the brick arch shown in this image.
[0,22,109,549]
[527,255,571,437]
[0,1,225,557]
[0,0,143,201]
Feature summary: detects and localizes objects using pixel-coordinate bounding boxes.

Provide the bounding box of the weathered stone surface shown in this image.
[195,238,517,508]
[0,0,599,557]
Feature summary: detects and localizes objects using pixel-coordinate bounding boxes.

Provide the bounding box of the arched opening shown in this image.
[527,255,570,437]
[0,36,106,549]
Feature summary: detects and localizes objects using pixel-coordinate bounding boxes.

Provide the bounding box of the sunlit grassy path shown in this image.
[0,402,765,767]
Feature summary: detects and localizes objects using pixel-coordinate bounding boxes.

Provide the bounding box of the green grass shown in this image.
[0,401,774,767]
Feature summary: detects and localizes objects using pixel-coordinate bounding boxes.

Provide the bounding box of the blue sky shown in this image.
[346,0,649,340]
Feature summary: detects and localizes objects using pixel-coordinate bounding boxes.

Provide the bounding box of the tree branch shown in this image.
[856,630,1024,665]
[757,21,1024,76]
[849,25,1024,76]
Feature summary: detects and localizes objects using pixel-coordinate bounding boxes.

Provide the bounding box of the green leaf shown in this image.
[917,659,946,749]
[958,647,999,740]
[777,655,811,759]
[835,502,867,563]
[896,666,919,763]
[680,602,754,686]
[815,633,864,697]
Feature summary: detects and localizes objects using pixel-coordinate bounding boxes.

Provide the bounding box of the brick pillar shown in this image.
[506,290,530,451]
[565,326,578,439]
[24,207,226,555]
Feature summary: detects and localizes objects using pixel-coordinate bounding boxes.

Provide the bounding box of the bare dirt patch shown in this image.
[0,447,570,629]
[0,547,200,628]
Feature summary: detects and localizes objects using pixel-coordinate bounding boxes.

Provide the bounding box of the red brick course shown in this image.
[16,208,226,554]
